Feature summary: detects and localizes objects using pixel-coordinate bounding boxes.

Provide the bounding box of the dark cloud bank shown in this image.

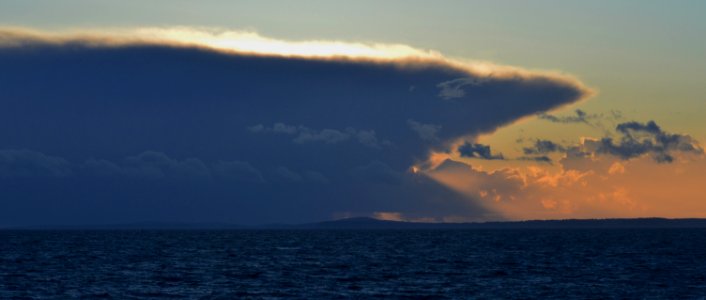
[0,30,590,226]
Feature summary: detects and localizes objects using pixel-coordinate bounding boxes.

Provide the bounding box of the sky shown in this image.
[0,1,704,226]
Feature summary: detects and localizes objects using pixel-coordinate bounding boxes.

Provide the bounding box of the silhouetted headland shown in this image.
[284,217,706,230]
[11,217,706,230]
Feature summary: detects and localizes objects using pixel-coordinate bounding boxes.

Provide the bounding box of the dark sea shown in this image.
[1,229,705,299]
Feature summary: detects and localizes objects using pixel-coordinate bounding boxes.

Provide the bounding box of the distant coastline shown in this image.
[6,217,706,230]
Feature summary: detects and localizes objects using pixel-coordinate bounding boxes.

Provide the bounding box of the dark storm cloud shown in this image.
[0,29,591,226]
[457,142,504,160]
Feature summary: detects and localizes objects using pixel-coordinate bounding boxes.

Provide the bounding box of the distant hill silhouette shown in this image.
[282,217,706,230]
[8,217,706,230]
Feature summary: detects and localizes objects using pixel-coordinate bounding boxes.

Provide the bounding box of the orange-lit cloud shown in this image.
[425,136,706,220]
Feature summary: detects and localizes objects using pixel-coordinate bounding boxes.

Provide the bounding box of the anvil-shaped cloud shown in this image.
[0,27,592,226]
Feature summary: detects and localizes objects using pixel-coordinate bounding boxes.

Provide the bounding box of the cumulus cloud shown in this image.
[249,123,390,148]
[1,149,267,183]
[513,120,703,165]
[522,139,566,155]
[274,166,304,182]
[122,151,211,179]
[421,119,705,219]
[528,121,703,164]
[589,122,702,163]
[427,151,706,220]
[294,129,350,144]
[82,158,124,177]
[302,170,330,184]
[536,109,626,134]
[0,27,592,225]
[436,77,489,100]
[355,130,388,149]
[407,119,442,142]
[211,160,265,183]
[0,149,72,178]
[537,109,596,124]
[270,166,329,184]
[457,142,505,160]
[114,152,269,182]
